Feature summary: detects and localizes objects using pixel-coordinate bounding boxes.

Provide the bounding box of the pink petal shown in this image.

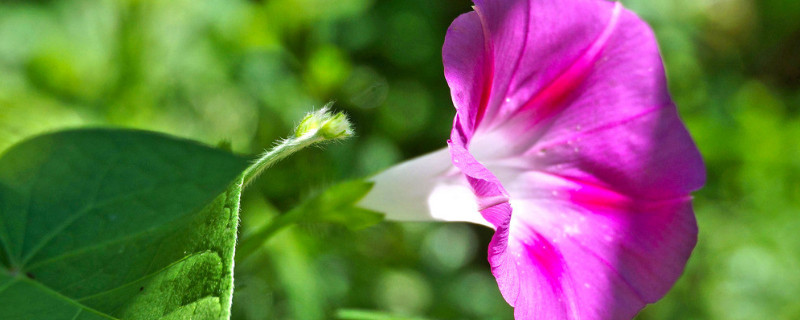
[490,171,697,319]
[448,117,511,228]
[444,0,622,137]
[443,11,492,140]
[485,1,705,199]
[442,0,706,318]
[523,105,705,200]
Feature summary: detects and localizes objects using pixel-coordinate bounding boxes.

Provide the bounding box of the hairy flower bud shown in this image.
[295,103,354,140]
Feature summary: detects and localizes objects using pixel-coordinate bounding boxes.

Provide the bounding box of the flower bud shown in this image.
[295,103,353,140]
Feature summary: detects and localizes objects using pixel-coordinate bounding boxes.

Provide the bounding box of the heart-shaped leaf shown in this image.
[0,129,249,320]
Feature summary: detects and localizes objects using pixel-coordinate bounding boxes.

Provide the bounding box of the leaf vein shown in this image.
[20,155,121,267]
[74,251,214,302]
[19,276,119,320]
[70,309,83,320]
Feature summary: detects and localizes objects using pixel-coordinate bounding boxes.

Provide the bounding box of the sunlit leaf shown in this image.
[0,129,249,320]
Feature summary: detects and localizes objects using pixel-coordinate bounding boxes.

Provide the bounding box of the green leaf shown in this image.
[236,180,383,263]
[303,180,383,230]
[335,309,431,320]
[0,129,249,320]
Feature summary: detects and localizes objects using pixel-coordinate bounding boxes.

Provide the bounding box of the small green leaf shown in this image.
[306,180,383,230]
[236,180,383,263]
[0,129,249,320]
[335,309,431,320]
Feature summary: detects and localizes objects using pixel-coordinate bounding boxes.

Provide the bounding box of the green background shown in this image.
[1,0,798,319]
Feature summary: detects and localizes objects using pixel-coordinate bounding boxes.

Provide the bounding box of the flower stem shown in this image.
[241,134,322,186]
[241,104,353,187]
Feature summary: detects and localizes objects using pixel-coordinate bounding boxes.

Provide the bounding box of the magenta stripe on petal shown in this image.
[513,3,623,127]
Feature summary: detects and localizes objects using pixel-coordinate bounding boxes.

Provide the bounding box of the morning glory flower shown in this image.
[359,0,705,318]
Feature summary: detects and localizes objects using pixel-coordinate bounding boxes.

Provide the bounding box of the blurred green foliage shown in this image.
[1,0,798,319]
